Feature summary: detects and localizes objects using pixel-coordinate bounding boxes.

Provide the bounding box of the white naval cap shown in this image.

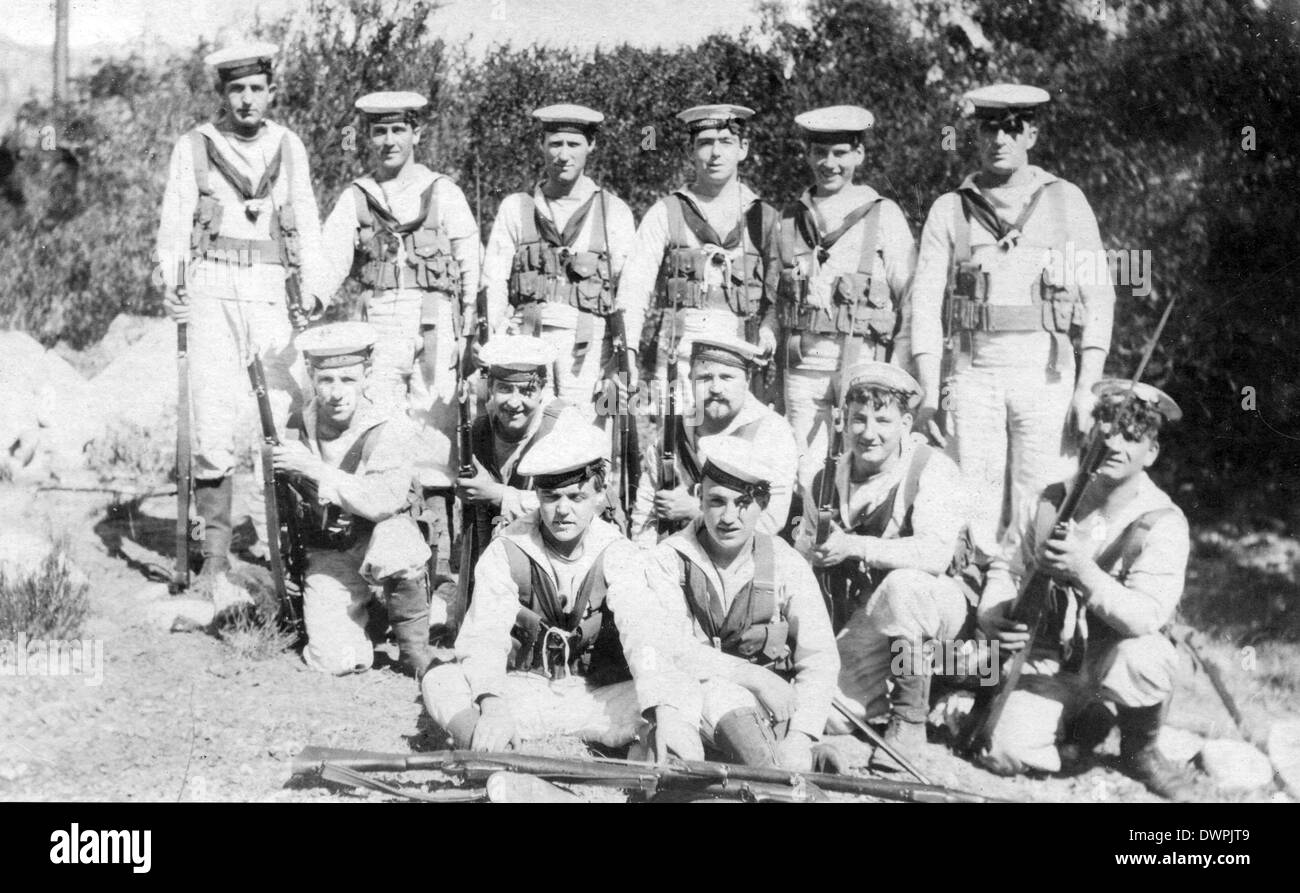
[794,105,875,139]
[699,435,776,501]
[296,321,378,368]
[690,334,762,370]
[478,334,557,381]
[532,103,604,134]
[963,84,1051,125]
[517,420,609,489]
[204,42,279,81]
[842,361,924,409]
[677,103,756,133]
[1092,379,1183,424]
[355,91,429,123]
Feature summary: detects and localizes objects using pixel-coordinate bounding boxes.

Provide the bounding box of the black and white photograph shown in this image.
[0,0,1296,847]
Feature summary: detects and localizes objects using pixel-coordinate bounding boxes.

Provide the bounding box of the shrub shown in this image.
[0,541,90,639]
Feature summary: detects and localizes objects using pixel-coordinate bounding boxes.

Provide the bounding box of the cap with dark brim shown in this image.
[1091,379,1182,423]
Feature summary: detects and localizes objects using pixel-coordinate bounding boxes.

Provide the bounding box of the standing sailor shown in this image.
[616,103,780,391]
[481,104,636,420]
[158,41,326,586]
[318,91,482,488]
[909,84,1115,561]
[776,106,917,481]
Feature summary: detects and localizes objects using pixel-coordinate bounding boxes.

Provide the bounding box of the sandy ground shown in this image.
[0,483,1295,804]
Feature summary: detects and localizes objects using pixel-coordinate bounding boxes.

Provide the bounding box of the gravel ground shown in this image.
[0,485,1294,804]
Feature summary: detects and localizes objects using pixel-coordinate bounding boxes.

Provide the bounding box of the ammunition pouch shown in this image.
[727,618,791,669]
[945,252,1083,337]
[300,497,375,552]
[190,194,224,258]
[352,180,461,293]
[655,245,761,317]
[509,242,614,316]
[779,271,896,343]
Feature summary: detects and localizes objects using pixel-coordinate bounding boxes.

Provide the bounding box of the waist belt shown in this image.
[202,236,283,266]
[950,297,1054,333]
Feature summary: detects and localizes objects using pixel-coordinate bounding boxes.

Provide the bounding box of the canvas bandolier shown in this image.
[285,418,393,551]
[672,533,792,675]
[655,192,776,343]
[502,538,630,687]
[944,180,1084,372]
[1029,483,1178,673]
[777,197,898,367]
[509,193,614,356]
[350,178,461,294]
[189,130,301,271]
[814,444,970,629]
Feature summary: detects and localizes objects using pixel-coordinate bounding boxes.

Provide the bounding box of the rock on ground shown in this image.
[1268,719,1300,799]
[1197,739,1275,793]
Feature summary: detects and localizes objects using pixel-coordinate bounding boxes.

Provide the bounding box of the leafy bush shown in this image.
[0,541,90,639]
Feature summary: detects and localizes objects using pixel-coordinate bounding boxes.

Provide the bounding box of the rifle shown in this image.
[247,355,306,640]
[292,745,1006,804]
[813,400,847,629]
[1168,621,1261,748]
[959,291,1180,756]
[171,260,193,594]
[656,288,682,538]
[604,310,640,535]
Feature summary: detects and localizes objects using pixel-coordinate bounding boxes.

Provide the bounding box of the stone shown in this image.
[929,690,976,737]
[1157,726,1205,765]
[145,597,214,633]
[1197,739,1275,792]
[1267,719,1300,800]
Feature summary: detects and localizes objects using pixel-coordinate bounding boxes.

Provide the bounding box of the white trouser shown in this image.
[982,633,1180,774]
[360,286,425,417]
[397,293,460,488]
[301,542,375,675]
[421,664,660,748]
[948,356,1076,559]
[784,366,835,486]
[514,316,611,424]
[186,261,303,480]
[826,569,970,732]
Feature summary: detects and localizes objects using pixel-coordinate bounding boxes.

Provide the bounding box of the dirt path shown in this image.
[0,485,1294,803]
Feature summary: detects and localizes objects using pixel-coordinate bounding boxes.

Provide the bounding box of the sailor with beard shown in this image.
[629,335,798,544]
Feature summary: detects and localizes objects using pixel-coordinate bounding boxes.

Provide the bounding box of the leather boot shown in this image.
[872,638,931,772]
[386,571,432,679]
[713,707,780,767]
[194,476,233,576]
[1117,703,1197,801]
[1059,698,1116,773]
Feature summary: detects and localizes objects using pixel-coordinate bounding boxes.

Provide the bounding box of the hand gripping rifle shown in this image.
[171,260,194,593]
[247,355,307,640]
[959,292,1180,756]
[813,393,847,629]
[657,291,682,538]
[292,745,1006,804]
[604,309,640,535]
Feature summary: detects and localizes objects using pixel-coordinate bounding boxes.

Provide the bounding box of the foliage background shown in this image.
[1,0,1297,525]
